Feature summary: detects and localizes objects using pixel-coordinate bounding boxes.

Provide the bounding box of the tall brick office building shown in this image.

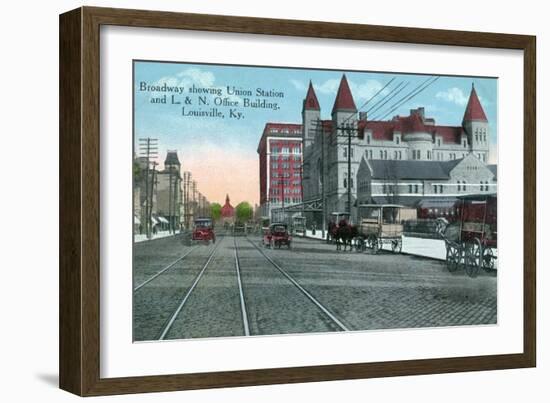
[257,123,303,219]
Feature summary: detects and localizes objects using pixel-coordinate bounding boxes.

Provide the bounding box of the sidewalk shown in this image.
[134,230,179,243]
[297,231,497,265]
[302,229,326,240]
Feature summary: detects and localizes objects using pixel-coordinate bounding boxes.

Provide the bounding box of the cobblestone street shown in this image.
[133,233,497,341]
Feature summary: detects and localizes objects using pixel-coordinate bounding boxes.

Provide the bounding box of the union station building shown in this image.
[258,74,497,222]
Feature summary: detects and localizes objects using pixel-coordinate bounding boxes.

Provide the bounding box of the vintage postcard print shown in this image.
[132,60,498,342]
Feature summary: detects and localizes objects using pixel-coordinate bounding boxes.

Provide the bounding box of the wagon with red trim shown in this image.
[441,194,497,277]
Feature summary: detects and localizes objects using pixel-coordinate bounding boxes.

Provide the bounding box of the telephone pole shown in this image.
[183,171,191,230]
[337,123,357,220]
[168,167,173,233]
[192,180,197,221]
[138,138,158,238]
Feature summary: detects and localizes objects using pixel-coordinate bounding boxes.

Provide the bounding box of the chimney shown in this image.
[359,111,368,121]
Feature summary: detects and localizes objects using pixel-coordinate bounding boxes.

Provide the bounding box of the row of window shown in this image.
[271,180,301,186]
[269,128,301,135]
[271,163,301,169]
[342,147,355,158]
[369,182,494,194]
[270,187,301,194]
[342,177,354,189]
[268,197,302,203]
[272,172,301,178]
[475,133,488,143]
[365,134,400,145]
[270,155,301,162]
[270,146,301,154]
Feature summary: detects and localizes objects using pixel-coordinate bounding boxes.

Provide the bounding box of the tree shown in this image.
[210,202,222,222]
[133,160,142,181]
[235,202,253,223]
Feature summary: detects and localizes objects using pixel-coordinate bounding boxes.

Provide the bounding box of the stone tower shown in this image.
[331,74,359,214]
[302,80,321,148]
[462,84,490,162]
[164,150,181,174]
[301,81,321,199]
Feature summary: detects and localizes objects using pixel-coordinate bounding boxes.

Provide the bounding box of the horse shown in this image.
[335,219,357,251]
[327,221,338,243]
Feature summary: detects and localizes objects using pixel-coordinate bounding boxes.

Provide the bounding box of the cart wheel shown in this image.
[446,243,460,273]
[464,239,482,278]
[391,239,402,253]
[482,247,495,271]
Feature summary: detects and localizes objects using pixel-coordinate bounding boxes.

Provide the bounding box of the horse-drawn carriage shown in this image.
[191,217,216,243]
[327,212,351,243]
[355,204,413,254]
[440,194,497,277]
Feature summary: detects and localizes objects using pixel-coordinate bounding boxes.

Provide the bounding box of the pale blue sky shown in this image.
[133,61,497,205]
[134,60,497,157]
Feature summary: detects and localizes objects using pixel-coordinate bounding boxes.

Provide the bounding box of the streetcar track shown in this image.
[244,237,350,332]
[134,246,198,292]
[158,240,222,340]
[233,237,250,336]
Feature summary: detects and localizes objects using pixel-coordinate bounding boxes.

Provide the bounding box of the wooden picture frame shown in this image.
[59,6,536,396]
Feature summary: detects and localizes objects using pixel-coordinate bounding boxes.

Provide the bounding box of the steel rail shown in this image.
[233,237,251,336]
[246,238,350,332]
[133,246,198,292]
[158,240,222,340]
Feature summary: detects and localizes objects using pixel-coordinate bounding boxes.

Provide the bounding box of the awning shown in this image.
[157,216,169,224]
[151,217,159,225]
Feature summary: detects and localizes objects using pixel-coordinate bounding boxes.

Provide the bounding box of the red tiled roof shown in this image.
[263,122,302,132]
[332,74,357,113]
[463,85,488,122]
[431,125,463,144]
[358,112,463,144]
[303,81,320,110]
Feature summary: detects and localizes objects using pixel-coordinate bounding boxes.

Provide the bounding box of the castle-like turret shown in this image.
[331,74,357,120]
[462,84,489,162]
[302,81,321,147]
[164,150,181,172]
